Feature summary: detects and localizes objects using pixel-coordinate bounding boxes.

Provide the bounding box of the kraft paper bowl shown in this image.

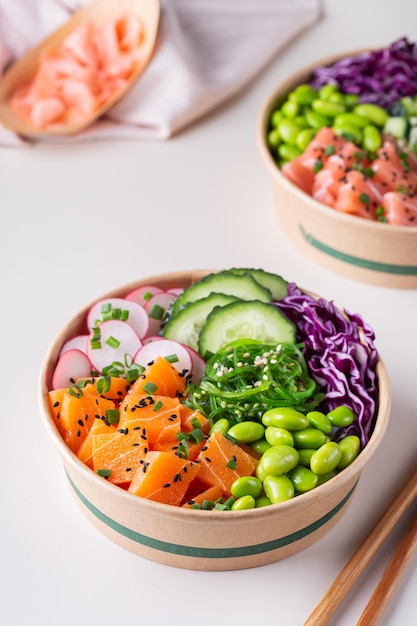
[39,270,391,570]
[257,50,417,289]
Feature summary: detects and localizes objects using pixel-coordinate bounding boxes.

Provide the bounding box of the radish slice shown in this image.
[125,285,164,306]
[166,287,183,296]
[187,346,207,385]
[133,338,192,374]
[144,292,177,336]
[59,334,89,357]
[87,297,149,338]
[52,349,93,390]
[141,334,163,344]
[87,319,142,374]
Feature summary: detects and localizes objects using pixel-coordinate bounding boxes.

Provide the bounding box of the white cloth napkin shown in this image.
[0,0,322,145]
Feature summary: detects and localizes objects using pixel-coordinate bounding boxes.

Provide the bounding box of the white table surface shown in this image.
[1,1,417,624]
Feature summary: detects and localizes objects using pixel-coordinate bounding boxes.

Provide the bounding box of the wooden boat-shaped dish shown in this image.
[0,0,160,136]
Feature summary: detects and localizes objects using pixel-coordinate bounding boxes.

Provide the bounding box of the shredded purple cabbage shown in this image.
[276,284,379,448]
[309,37,417,110]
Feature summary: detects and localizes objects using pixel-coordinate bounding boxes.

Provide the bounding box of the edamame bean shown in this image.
[231,476,263,499]
[231,495,256,511]
[294,115,310,130]
[305,109,331,129]
[281,99,300,118]
[258,444,299,476]
[265,426,294,447]
[277,119,303,145]
[290,84,318,105]
[327,405,355,427]
[227,421,265,444]
[343,94,359,109]
[250,437,271,456]
[255,494,272,508]
[316,469,338,486]
[278,144,302,161]
[296,128,316,151]
[256,460,269,483]
[297,448,316,467]
[209,418,230,436]
[353,103,389,127]
[312,99,346,117]
[333,123,363,146]
[310,442,342,475]
[333,112,369,128]
[306,410,332,434]
[263,475,294,504]
[338,435,360,470]
[262,407,309,431]
[363,124,382,152]
[293,428,328,449]
[327,92,345,105]
[270,110,284,127]
[267,129,281,149]
[288,465,319,493]
[318,84,339,100]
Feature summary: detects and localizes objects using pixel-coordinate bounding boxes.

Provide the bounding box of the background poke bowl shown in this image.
[257,43,417,289]
[39,270,391,571]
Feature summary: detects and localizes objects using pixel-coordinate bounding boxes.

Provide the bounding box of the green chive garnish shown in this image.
[106,409,120,424]
[68,385,83,398]
[97,376,111,394]
[324,145,335,156]
[313,158,323,174]
[101,303,111,314]
[106,336,120,349]
[153,400,163,412]
[165,353,179,364]
[90,339,102,350]
[97,469,112,478]
[143,381,158,394]
[149,304,165,320]
[359,193,370,205]
[226,458,237,470]
[143,291,153,301]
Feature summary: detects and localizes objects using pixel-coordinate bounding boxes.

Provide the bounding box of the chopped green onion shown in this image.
[324,145,335,156]
[106,409,120,424]
[97,469,112,478]
[97,376,111,394]
[90,339,102,350]
[142,381,158,394]
[106,336,120,349]
[313,158,323,174]
[353,163,375,178]
[153,400,163,412]
[396,185,408,194]
[101,303,111,314]
[165,353,179,364]
[359,193,370,205]
[68,385,83,398]
[226,457,237,470]
[143,291,153,301]
[120,309,129,321]
[149,304,165,320]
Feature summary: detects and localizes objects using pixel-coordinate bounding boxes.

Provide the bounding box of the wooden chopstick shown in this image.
[303,465,417,626]
[356,510,417,625]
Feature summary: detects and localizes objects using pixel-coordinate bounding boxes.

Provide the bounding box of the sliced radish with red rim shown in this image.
[125,284,164,307]
[87,297,149,338]
[87,319,142,375]
[52,349,93,390]
[186,346,207,385]
[133,338,192,375]
[59,334,89,357]
[144,292,177,336]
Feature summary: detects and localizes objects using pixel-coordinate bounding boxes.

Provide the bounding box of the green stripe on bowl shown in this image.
[300,225,417,275]
[67,473,357,559]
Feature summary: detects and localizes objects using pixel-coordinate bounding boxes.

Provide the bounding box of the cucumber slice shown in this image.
[171,270,272,315]
[230,267,288,300]
[162,293,238,351]
[198,300,296,358]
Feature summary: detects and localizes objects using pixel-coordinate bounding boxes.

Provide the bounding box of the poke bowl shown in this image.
[257,38,417,289]
[39,268,391,571]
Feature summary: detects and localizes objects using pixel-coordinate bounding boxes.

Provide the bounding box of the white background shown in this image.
[1,1,417,625]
